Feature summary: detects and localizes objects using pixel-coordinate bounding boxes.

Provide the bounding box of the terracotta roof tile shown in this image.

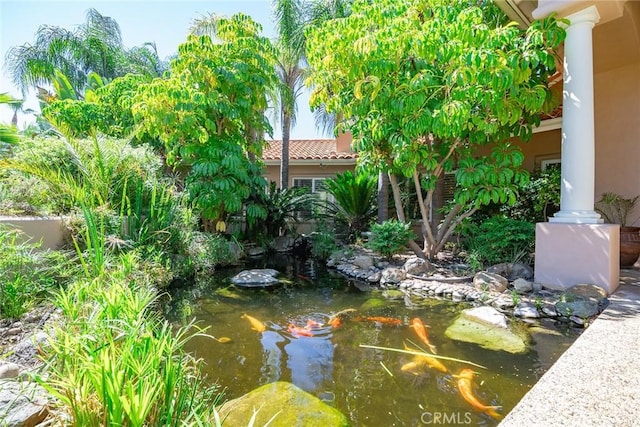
[263,139,357,161]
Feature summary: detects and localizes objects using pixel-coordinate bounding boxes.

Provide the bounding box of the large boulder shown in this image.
[218,381,349,427]
[555,283,608,319]
[445,307,529,353]
[0,381,50,427]
[473,272,508,293]
[486,263,533,281]
[403,257,431,275]
[231,269,281,287]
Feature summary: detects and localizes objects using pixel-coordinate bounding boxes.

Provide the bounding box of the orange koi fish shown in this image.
[455,369,502,420]
[288,324,314,337]
[401,344,447,374]
[410,317,437,354]
[328,316,342,328]
[241,313,266,333]
[365,316,402,326]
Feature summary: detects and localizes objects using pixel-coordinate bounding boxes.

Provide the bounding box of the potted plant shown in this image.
[595,192,640,268]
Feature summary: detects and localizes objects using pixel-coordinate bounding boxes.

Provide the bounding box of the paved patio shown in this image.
[500,268,640,426]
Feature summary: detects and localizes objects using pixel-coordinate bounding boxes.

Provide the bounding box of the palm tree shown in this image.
[5,8,165,98]
[0,94,20,149]
[272,0,355,188]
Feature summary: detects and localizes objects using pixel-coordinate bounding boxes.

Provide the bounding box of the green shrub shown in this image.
[366,220,415,258]
[324,170,377,242]
[462,216,535,266]
[0,227,74,319]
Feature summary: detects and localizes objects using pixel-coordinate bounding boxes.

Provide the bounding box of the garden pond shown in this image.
[165,256,582,426]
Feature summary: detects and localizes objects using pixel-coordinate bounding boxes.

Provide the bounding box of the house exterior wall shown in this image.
[264,163,356,187]
[594,61,640,226]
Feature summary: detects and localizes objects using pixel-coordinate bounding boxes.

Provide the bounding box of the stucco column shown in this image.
[550,6,602,224]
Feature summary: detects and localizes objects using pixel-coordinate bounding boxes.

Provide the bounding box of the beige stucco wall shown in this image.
[265,163,356,187]
[594,62,640,227]
[0,216,68,250]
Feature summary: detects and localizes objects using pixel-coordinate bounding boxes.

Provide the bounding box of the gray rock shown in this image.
[10,332,49,366]
[514,302,540,318]
[462,306,508,329]
[231,269,280,287]
[555,299,599,318]
[403,256,431,275]
[487,262,534,281]
[0,381,49,427]
[0,362,20,380]
[513,278,534,293]
[247,246,265,257]
[495,296,515,310]
[352,255,374,270]
[326,258,335,268]
[271,235,295,253]
[473,271,509,293]
[565,283,608,301]
[380,267,406,285]
[366,272,381,283]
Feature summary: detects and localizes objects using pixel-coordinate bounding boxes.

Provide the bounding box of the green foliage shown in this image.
[0,93,20,149]
[595,192,639,226]
[134,14,278,224]
[501,165,561,222]
[366,219,415,258]
[324,170,377,242]
[0,227,73,319]
[248,181,318,239]
[41,262,222,425]
[306,0,565,258]
[462,216,535,265]
[43,74,152,139]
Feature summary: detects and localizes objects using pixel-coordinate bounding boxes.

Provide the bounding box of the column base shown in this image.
[549,210,603,224]
[535,223,619,294]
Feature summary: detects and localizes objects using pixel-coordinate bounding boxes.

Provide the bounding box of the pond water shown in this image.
[166,256,581,426]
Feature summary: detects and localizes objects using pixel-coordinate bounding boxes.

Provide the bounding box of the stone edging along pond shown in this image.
[326,251,611,328]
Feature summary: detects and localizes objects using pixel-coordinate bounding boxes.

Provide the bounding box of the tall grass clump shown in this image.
[0,226,74,319]
[39,261,223,426]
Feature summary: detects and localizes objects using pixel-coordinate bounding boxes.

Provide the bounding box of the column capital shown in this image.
[564,5,601,28]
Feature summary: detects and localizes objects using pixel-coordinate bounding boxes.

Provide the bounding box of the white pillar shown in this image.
[550,6,602,224]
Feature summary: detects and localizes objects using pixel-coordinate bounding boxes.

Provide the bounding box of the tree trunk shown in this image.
[280,112,291,189]
[389,172,426,258]
[377,171,389,223]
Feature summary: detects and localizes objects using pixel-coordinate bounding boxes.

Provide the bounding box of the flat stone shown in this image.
[487,262,534,281]
[565,284,608,302]
[231,269,280,287]
[247,247,265,257]
[0,381,50,427]
[555,299,600,319]
[218,381,349,427]
[462,306,508,329]
[366,272,381,283]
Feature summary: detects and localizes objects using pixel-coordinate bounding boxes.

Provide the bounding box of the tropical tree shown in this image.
[5,8,165,98]
[306,0,565,259]
[133,14,278,229]
[324,170,377,242]
[0,94,20,150]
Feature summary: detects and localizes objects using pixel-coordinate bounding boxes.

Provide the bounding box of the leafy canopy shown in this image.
[133,14,278,223]
[306,0,565,258]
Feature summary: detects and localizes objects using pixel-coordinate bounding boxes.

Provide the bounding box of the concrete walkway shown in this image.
[501,268,640,426]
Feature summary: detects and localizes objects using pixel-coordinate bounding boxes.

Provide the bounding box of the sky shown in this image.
[0,0,324,139]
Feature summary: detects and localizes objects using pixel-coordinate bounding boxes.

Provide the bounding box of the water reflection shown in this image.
[260,330,285,384]
[284,333,334,392]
